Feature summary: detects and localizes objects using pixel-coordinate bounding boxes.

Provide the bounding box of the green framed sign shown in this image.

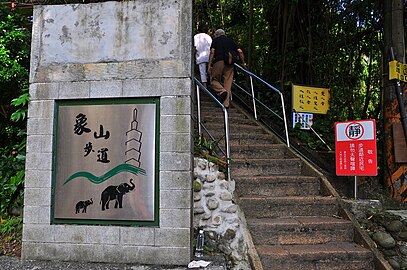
[51,98,160,226]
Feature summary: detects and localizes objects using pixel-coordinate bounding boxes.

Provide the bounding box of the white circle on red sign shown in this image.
[345,122,365,140]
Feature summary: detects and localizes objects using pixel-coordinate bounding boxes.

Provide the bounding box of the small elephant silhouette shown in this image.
[100,179,135,211]
[75,198,93,214]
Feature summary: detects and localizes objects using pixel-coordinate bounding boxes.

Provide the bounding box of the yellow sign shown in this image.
[292,84,330,114]
[389,60,407,82]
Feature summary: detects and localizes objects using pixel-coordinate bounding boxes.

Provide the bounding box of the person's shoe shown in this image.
[218,92,228,103]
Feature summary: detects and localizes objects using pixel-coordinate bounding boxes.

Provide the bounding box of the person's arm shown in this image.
[208,48,215,74]
[237,48,247,68]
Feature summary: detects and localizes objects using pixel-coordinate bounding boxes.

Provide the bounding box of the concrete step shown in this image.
[230,144,295,159]
[256,242,374,270]
[198,96,375,270]
[234,175,321,197]
[239,196,338,218]
[200,114,255,125]
[247,216,354,245]
[232,158,303,176]
[203,131,279,145]
[197,103,241,113]
[204,122,265,133]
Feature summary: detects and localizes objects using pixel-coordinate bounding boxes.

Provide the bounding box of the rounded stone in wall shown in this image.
[388,258,400,270]
[213,215,222,226]
[198,159,208,170]
[193,193,201,202]
[223,205,238,213]
[203,183,215,190]
[223,228,236,240]
[208,162,218,172]
[372,231,396,249]
[386,220,403,232]
[194,206,205,215]
[398,242,407,256]
[220,191,232,201]
[397,231,407,241]
[382,248,398,257]
[206,174,216,183]
[202,212,212,220]
[205,191,216,197]
[219,180,229,189]
[400,259,407,269]
[217,171,226,180]
[207,198,219,210]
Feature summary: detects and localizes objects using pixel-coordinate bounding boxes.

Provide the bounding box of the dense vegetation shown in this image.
[194,0,388,150]
[0,3,30,254]
[0,3,30,219]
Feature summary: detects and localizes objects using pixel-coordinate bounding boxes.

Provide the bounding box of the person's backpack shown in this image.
[224,50,238,65]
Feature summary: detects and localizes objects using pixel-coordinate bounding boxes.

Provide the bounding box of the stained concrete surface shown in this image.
[0,256,226,270]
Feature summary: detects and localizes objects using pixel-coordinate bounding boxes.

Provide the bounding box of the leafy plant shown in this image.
[0,216,23,256]
[10,91,30,122]
[194,135,229,169]
[0,6,30,218]
[0,137,26,216]
[0,216,22,240]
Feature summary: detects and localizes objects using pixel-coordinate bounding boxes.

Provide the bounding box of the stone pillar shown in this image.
[22,0,193,265]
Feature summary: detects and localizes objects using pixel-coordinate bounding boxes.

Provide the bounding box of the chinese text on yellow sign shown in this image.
[389,60,407,82]
[292,84,330,114]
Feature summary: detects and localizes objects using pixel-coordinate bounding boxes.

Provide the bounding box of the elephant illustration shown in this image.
[100,179,135,211]
[75,198,93,214]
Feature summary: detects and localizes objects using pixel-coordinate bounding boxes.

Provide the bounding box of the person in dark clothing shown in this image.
[207,29,246,108]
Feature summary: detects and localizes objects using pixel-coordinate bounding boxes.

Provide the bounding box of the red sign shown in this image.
[335,120,377,176]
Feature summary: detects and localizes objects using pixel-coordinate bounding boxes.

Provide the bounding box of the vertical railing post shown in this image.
[196,85,202,137]
[280,93,290,148]
[249,76,258,120]
[223,108,231,181]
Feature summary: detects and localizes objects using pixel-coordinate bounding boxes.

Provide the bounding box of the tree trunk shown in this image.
[248,0,253,69]
[383,0,406,201]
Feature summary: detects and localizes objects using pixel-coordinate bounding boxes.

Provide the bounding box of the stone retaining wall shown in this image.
[347,199,407,269]
[193,158,251,269]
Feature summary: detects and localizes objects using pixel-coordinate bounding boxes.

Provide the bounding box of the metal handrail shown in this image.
[194,78,231,181]
[234,64,290,147]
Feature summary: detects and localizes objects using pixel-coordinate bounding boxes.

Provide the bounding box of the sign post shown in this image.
[335,120,378,199]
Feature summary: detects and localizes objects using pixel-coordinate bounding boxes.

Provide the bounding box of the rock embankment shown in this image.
[193,158,251,270]
[347,199,407,270]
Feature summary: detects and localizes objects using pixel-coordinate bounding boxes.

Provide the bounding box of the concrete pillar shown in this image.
[22,0,193,265]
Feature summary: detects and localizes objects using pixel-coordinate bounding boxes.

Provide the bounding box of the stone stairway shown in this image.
[198,98,375,270]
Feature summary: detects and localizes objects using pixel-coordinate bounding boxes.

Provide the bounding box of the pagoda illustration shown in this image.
[125,108,143,167]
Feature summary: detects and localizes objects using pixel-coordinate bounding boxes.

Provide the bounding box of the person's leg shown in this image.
[222,65,234,108]
[210,61,227,97]
[198,62,208,87]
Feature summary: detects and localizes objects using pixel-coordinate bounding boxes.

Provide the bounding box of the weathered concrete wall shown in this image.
[23,0,193,266]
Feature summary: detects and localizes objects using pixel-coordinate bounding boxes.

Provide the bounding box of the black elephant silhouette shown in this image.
[100,179,135,211]
[75,198,93,214]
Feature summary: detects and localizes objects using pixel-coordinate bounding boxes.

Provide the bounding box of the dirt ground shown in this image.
[0,231,21,257]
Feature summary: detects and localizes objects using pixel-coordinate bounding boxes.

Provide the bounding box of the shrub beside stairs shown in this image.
[198,97,388,270]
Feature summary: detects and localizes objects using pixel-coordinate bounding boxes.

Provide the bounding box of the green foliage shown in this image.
[0,6,30,217]
[0,136,26,216]
[0,216,23,241]
[0,6,31,147]
[194,135,229,169]
[194,0,384,158]
[11,91,30,122]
